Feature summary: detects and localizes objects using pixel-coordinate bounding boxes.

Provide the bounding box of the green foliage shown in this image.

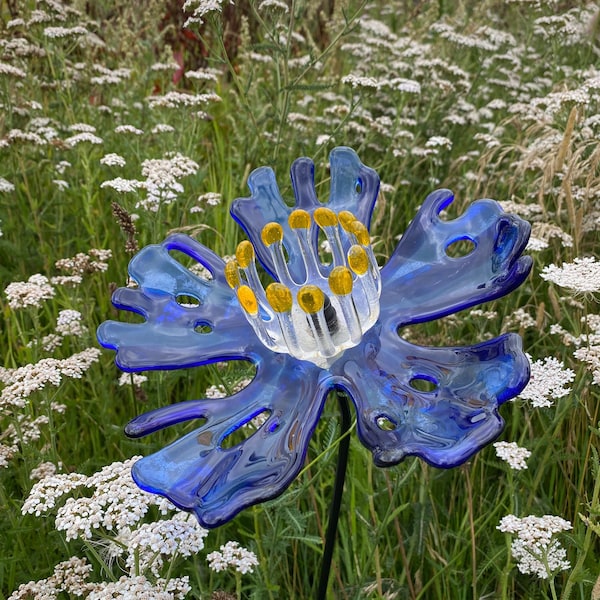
[1,0,600,598]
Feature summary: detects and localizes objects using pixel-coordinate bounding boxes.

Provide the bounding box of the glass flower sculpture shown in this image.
[97,147,532,529]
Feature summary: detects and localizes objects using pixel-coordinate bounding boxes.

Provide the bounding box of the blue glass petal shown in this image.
[332,326,529,468]
[230,147,379,281]
[380,189,532,327]
[97,233,259,370]
[125,353,330,528]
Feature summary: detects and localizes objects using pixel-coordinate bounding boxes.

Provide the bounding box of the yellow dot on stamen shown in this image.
[338,210,357,231]
[329,266,353,296]
[237,285,259,315]
[297,285,324,314]
[261,222,284,246]
[224,260,240,289]
[288,209,311,229]
[313,207,338,228]
[266,283,293,313]
[236,240,254,268]
[349,220,370,246]
[348,245,369,275]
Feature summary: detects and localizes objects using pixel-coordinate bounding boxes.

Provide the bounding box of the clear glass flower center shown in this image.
[225,208,381,368]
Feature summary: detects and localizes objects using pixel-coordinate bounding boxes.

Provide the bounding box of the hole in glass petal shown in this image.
[318,230,332,265]
[376,415,396,431]
[194,322,212,334]
[176,294,200,307]
[355,178,362,194]
[409,375,438,393]
[445,237,476,258]
[219,409,272,449]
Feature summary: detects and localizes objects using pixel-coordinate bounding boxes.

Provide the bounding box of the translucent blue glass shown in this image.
[97,147,532,528]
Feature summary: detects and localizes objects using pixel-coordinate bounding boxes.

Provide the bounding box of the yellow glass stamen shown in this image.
[348,245,369,275]
[288,209,311,229]
[237,285,259,315]
[265,283,293,313]
[313,207,338,228]
[224,260,241,289]
[236,240,254,268]
[297,285,324,314]
[261,222,284,246]
[348,220,370,246]
[328,266,353,296]
[338,210,357,231]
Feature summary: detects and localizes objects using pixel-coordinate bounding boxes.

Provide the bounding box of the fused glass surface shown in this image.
[97,147,532,528]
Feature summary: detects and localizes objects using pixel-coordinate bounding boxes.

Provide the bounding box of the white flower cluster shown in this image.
[258,0,289,12]
[207,541,259,575]
[64,131,104,147]
[101,176,145,193]
[43,26,88,39]
[8,557,191,600]
[151,61,180,72]
[182,0,232,27]
[527,222,573,252]
[90,64,132,85]
[88,575,191,599]
[204,377,253,399]
[56,309,86,337]
[100,152,126,167]
[0,61,26,78]
[22,457,174,539]
[137,153,199,212]
[569,313,600,385]
[541,256,600,295]
[29,461,59,481]
[54,248,112,276]
[4,274,55,309]
[517,354,575,408]
[0,412,52,467]
[121,512,209,576]
[147,91,222,109]
[115,124,144,135]
[0,348,101,409]
[205,384,228,399]
[70,123,97,133]
[502,307,536,331]
[425,135,452,149]
[0,177,15,192]
[152,123,176,134]
[498,514,572,579]
[118,372,148,387]
[0,348,100,474]
[493,441,531,470]
[8,557,93,599]
[184,67,219,82]
[190,191,222,213]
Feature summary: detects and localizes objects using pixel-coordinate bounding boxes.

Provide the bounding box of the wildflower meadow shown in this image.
[1,1,600,598]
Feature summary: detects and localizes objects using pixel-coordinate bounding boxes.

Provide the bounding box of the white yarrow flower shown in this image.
[100,153,126,167]
[493,441,531,470]
[207,541,259,574]
[4,274,55,309]
[517,355,575,408]
[541,256,600,294]
[498,514,572,579]
[0,177,16,193]
[56,310,86,336]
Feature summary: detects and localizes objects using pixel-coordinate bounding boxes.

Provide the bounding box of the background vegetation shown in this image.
[0,0,599,598]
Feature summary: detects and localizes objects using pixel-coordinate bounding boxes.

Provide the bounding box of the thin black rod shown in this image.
[316,391,352,600]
